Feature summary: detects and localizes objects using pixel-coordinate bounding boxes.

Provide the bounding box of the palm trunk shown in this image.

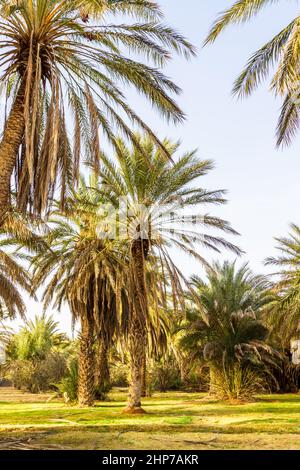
[124,238,148,414]
[78,315,95,406]
[95,339,110,399]
[0,81,26,224]
[141,347,147,398]
[126,316,147,412]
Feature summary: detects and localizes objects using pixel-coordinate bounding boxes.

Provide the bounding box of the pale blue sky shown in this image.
[10,0,300,334]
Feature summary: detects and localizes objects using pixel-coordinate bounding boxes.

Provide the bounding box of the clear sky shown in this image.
[10,0,300,335]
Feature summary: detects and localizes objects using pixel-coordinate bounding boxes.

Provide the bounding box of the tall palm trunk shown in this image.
[141,348,147,398]
[0,81,26,224]
[127,316,147,412]
[125,237,149,413]
[95,338,110,398]
[78,314,95,406]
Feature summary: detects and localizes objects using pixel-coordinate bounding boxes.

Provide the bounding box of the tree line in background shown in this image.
[0,0,300,412]
[1,245,300,405]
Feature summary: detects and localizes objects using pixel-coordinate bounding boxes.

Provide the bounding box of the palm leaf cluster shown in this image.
[0,0,195,217]
[180,262,275,373]
[0,211,38,319]
[205,0,300,146]
[6,313,68,361]
[265,224,300,344]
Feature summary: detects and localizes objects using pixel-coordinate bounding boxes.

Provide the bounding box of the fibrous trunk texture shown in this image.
[126,316,147,413]
[95,339,110,399]
[141,348,147,397]
[78,315,95,407]
[0,81,26,224]
[125,238,148,414]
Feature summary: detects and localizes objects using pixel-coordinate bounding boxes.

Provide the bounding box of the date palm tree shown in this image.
[0,0,195,222]
[32,177,129,406]
[180,261,274,398]
[205,0,300,146]
[96,136,240,412]
[5,313,68,361]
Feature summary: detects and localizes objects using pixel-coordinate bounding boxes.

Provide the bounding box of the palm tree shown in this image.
[205,0,300,146]
[5,313,68,361]
[180,261,274,398]
[0,0,195,222]
[265,224,300,343]
[94,282,120,399]
[32,177,129,406]
[142,303,169,397]
[96,136,240,412]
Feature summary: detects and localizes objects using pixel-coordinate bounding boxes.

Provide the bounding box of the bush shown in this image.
[6,360,35,391]
[110,361,129,387]
[54,358,78,403]
[94,381,111,401]
[211,364,268,402]
[150,357,182,392]
[269,357,300,393]
[186,366,210,392]
[6,353,67,393]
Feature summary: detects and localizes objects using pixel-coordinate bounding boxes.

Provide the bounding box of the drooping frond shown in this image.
[204,0,282,45]
[0,207,44,320]
[206,0,300,146]
[232,19,297,97]
[0,0,196,215]
[276,92,300,146]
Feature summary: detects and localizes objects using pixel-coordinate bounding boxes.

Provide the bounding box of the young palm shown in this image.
[265,224,300,343]
[0,0,195,222]
[96,136,240,411]
[180,261,274,397]
[205,0,300,146]
[6,313,68,361]
[32,177,129,406]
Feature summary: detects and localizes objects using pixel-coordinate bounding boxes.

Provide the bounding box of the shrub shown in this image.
[94,381,111,401]
[54,358,78,403]
[150,357,182,392]
[211,364,268,402]
[186,366,210,392]
[6,360,35,391]
[110,361,129,387]
[6,353,67,393]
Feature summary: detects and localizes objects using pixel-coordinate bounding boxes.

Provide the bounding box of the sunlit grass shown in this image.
[0,388,300,449]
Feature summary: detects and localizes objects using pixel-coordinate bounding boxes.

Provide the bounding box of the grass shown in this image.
[0,387,300,449]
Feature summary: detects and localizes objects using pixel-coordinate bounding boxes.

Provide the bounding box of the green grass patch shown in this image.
[0,387,300,449]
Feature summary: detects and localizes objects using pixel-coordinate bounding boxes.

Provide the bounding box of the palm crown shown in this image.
[265,224,300,342]
[96,136,241,278]
[6,313,68,361]
[32,178,128,331]
[180,262,273,367]
[0,0,195,218]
